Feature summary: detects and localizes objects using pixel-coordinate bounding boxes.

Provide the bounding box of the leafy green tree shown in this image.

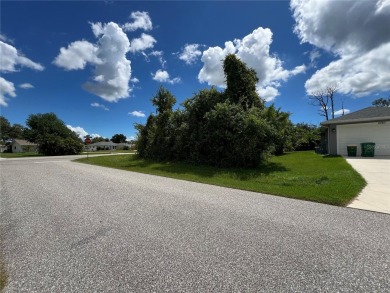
[111,134,127,143]
[91,136,106,143]
[0,116,12,141]
[291,123,320,151]
[224,54,264,110]
[25,113,83,155]
[372,97,390,107]
[135,55,290,168]
[0,116,27,142]
[9,124,26,140]
[263,105,293,155]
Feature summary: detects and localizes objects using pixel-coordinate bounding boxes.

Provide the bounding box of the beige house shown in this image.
[11,139,38,153]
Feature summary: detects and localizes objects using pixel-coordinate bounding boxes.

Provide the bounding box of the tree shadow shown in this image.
[129,156,289,181]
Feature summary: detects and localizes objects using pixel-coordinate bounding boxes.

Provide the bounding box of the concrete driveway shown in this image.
[346,156,390,214]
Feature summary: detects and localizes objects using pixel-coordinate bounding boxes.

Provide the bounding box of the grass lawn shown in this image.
[0,152,42,158]
[74,151,366,206]
[0,258,7,291]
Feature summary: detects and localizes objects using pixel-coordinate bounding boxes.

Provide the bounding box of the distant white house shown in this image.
[86,141,132,152]
[11,139,38,153]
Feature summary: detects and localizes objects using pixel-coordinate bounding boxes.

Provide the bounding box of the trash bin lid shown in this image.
[347,145,357,147]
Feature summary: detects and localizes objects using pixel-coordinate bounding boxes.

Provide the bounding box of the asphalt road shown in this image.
[1,156,389,292]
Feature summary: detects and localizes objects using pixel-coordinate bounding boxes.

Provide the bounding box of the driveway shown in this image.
[346,156,390,214]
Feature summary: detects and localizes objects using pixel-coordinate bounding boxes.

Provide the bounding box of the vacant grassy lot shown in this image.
[75,151,366,206]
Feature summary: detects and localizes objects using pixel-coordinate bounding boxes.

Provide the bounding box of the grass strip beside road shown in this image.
[0,152,42,158]
[74,151,366,206]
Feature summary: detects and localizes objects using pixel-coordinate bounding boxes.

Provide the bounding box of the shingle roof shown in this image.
[321,107,390,125]
[90,141,118,146]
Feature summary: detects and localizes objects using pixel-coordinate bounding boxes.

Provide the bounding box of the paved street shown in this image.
[1,156,389,292]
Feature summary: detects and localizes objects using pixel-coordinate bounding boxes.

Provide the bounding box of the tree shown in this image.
[91,136,106,143]
[111,134,127,143]
[372,97,390,107]
[24,113,83,156]
[152,86,176,114]
[8,124,26,140]
[308,85,338,120]
[291,123,320,151]
[224,54,264,110]
[136,55,286,168]
[0,116,27,141]
[0,116,12,141]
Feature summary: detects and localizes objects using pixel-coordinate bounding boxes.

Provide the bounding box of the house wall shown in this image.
[12,142,23,153]
[337,122,390,156]
[328,125,338,155]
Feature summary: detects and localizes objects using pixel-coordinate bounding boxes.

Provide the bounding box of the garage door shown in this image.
[337,122,390,156]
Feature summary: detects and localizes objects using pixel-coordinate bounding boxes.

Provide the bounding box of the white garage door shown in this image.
[337,122,390,156]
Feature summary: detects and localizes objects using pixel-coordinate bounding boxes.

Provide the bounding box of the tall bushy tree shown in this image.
[224,54,264,110]
[291,123,320,151]
[25,113,83,155]
[136,55,290,168]
[372,96,390,107]
[111,134,127,143]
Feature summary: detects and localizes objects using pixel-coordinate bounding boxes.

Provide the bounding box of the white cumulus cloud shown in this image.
[0,77,16,107]
[53,40,102,70]
[334,109,351,116]
[66,125,89,139]
[291,0,390,96]
[198,27,305,101]
[0,41,44,72]
[123,11,153,32]
[178,44,202,65]
[54,22,132,103]
[129,110,146,117]
[91,102,109,111]
[152,69,181,84]
[19,83,34,89]
[129,33,156,53]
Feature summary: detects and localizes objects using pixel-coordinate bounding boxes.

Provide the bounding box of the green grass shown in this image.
[74,151,366,206]
[0,152,42,158]
[0,249,7,291]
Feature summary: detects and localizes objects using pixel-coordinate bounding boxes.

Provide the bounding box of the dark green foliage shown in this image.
[224,54,264,110]
[111,133,127,143]
[25,113,83,156]
[291,123,321,151]
[136,56,292,168]
[0,116,27,141]
[37,135,83,156]
[371,96,390,107]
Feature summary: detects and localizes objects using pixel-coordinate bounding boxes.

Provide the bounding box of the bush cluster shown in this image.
[24,113,83,156]
[136,55,293,168]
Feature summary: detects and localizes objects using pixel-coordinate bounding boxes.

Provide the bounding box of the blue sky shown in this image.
[1,0,389,140]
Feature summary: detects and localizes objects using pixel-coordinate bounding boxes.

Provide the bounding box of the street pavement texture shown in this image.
[1,156,389,292]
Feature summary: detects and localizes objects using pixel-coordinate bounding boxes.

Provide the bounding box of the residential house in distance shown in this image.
[321,107,390,156]
[11,139,38,153]
[87,141,132,152]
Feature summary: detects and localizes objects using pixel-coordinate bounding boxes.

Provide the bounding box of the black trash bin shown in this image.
[361,142,375,157]
[347,145,357,157]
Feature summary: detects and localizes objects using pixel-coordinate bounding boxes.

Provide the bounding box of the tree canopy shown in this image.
[135,55,292,168]
[372,96,390,107]
[24,113,83,155]
[0,116,27,142]
[111,134,127,143]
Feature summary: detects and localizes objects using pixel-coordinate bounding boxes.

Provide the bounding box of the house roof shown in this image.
[90,141,118,146]
[13,139,37,146]
[321,107,390,125]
